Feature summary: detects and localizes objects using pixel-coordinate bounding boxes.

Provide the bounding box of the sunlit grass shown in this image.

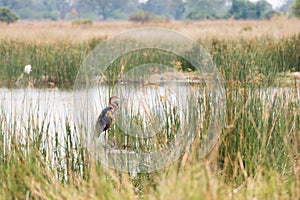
[0,17,300,42]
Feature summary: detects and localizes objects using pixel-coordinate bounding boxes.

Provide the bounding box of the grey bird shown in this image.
[96,96,124,146]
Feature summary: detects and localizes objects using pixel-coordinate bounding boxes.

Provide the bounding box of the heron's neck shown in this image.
[110,101,118,108]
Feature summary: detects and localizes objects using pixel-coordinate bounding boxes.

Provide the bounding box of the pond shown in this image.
[0,83,299,173]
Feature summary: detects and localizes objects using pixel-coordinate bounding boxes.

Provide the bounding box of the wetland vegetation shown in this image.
[0,19,299,199]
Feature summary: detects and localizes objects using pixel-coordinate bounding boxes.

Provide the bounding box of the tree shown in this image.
[0,0,30,10]
[227,0,272,20]
[128,10,156,23]
[44,0,72,20]
[227,0,255,19]
[141,0,169,16]
[82,0,129,20]
[256,0,273,19]
[140,0,186,20]
[0,0,73,20]
[292,0,300,17]
[0,7,18,23]
[185,0,230,20]
[123,0,139,14]
[169,0,186,20]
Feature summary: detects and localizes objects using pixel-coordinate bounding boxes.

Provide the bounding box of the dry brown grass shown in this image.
[1,17,299,43]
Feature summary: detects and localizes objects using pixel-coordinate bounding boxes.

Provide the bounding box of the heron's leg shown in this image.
[111,136,117,148]
[104,130,107,146]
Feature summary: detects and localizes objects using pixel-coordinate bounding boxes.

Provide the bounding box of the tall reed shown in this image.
[0,24,299,199]
[0,34,299,86]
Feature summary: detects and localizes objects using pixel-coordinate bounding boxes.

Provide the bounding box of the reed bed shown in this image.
[0,83,299,199]
[0,33,299,86]
[1,18,299,86]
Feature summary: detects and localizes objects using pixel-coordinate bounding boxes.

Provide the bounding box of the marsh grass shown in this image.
[1,18,300,42]
[201,34,300,84]
[0,19,300,199]
[0,33,299,87]
[1,81,299,199]
[0,40,91,86]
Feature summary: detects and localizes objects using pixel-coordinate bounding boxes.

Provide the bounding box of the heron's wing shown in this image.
[96,106,113,135]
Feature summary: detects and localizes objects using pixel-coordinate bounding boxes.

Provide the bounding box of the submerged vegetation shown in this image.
[0,20,300,199]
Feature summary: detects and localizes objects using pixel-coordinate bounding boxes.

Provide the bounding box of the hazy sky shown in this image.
[139,0,286,9]
[250,0,285,8]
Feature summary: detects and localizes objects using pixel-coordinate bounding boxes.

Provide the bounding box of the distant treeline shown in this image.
[0,0,296,21]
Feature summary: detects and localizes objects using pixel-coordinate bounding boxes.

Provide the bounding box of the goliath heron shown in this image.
[96,96,124,146]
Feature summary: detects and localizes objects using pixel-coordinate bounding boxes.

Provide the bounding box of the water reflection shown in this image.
[1,85,298,173]
[1,85,298,143]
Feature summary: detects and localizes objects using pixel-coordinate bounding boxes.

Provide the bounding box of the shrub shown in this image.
[72,18,93,25]
[42,11,59,21]
[128,11,156,23]
[0,7,18,23]
[292,0,300,18]
[263,10,280,20]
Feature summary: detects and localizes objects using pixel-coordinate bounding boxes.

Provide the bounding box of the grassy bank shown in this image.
[0,19,300,86]
[1,18,300,42]
[0,34,299,86]
[0,40,91,86]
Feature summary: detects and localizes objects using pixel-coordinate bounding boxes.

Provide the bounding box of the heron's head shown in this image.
[109,96,125,108]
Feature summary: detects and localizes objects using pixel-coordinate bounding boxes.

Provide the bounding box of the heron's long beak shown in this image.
[117,97,126,101]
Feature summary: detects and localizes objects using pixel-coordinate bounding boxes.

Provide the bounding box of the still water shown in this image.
[1,85,298,143]
[0,84,299,173]
[1,85,298,139]
[0,87,74,151]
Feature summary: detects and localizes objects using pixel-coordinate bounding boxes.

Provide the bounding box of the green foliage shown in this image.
[138,0,187,20]
[263,10,280,19]
[0,40,91,86]
[128,11,157,23]
[169,0,186,20]
[0,7,18,23]
[0,33,300,199]
[0,0,71,20]
[185,0,229,20]
[0,0,289,21]
[140,0,169,16]
[16,7,39,20]
[1,59,299,199]
[82,0,129,20]
[185,10,218,20]
[72,18,93,25]
[227,0,272,20]
[202,35,300,83]
[42,11,59,21]
[0,35,299,86]
[292,0,300,18]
